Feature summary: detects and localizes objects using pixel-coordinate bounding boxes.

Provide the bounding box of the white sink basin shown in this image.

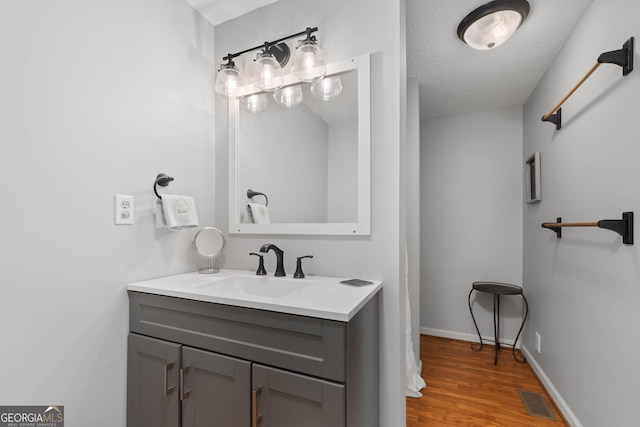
[190,275,310,298]
[127,269,382,321]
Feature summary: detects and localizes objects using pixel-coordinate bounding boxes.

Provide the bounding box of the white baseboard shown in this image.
[420,326,517,347]
[521,346,582,427]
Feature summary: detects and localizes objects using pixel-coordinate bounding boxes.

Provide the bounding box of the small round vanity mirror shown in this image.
[193,227,226,274]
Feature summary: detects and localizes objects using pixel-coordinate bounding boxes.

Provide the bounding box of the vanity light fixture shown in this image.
[214,59,246,98]
[273,85,304,108]
[242,93,268,113]
[251,49,285,92]
[457,0,530,50]
[214,27,326,98]
[291,28,327,82]
[311,76,343,100]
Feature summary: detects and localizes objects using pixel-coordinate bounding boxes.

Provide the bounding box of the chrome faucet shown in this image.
[259,243,285,277]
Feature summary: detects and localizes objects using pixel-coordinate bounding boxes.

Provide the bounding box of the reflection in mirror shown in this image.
[193,227,226,274]
[229,54,370,235]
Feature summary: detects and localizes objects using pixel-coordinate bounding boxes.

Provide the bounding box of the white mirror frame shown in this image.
[228,54,371,236]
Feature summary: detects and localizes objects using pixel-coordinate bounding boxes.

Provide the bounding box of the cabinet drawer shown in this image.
[129,292,347,382]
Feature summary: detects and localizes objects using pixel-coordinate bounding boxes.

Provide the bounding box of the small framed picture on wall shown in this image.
[525,152,541,204]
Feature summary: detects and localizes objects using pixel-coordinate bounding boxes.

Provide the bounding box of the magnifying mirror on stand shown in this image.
[193,227,227,274]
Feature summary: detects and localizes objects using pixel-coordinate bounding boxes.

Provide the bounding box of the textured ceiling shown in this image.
[189,0,594,120]
[407,0,593,119]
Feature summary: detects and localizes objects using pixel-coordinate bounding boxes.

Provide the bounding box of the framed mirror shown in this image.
[228,54,370,235]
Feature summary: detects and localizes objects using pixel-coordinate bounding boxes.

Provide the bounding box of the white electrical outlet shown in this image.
[115,194,134,225]
[535,332,541,354]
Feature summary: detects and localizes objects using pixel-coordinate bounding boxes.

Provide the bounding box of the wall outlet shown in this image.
[115,194,134,225]
[535,332,541,354]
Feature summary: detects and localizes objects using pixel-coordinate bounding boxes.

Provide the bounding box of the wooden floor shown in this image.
[406,335,567,427]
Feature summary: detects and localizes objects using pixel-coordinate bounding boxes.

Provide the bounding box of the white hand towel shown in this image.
[248,203,270,224]
[154,200,168,228]
[161,195,200,230]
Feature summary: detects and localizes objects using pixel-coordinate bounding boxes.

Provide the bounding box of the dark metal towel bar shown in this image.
[541,37,634,130]
[541,211,633,245]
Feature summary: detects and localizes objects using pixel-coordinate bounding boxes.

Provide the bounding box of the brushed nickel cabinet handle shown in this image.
[164,362,175,397]
[180,366,191,401]
[252,386,262,427]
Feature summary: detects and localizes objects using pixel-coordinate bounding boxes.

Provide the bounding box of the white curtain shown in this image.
[405,248,426,397]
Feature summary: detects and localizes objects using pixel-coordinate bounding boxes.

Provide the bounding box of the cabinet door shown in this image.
[252,364,345,427]
[127,333,180,427]
[182,347,251,427]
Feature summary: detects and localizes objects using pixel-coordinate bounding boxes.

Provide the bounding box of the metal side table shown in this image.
[468,281,529,365]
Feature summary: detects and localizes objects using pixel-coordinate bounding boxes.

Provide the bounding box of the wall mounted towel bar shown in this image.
[541,211,633,245]
[154,173,174,199]
[541,37,634,130]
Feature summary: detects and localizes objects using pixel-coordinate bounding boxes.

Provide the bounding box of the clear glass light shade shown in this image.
[291,40,327,82]
[251,53,284,92]
[214,63,246,98]
[462,10,523,50]
[273,85,303,108]
[242,93,268,113]
[311,76,342,101]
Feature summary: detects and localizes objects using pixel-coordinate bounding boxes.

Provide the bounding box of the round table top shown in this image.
[472,281,523,295]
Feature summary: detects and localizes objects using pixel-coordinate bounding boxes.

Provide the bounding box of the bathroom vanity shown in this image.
[126,270,381,427]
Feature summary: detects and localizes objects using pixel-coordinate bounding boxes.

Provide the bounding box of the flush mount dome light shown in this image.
[457,0,530,50]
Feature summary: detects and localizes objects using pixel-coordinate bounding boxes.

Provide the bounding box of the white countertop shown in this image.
[127,269,382,322]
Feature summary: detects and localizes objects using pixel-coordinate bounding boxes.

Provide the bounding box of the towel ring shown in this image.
[154,173,174,200]
[247,189,268,206]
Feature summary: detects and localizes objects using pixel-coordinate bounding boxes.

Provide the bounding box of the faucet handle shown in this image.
[294,255,313,279]
[249,252,267,276]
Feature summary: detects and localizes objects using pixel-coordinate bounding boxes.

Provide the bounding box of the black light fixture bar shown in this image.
[223,27,318,62]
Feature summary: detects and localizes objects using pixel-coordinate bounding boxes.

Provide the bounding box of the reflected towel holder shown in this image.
[154,173,174,200]
[247,189,268,206]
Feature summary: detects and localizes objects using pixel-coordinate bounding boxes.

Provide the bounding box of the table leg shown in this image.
[511,293,529,363]
[493,294,500,365]
[468,289,483,352]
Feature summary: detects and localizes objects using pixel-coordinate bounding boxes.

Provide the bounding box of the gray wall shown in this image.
[407,77,421,363]
[0,0,215,424]
[214,0,407,425]
[522,0,640,425]
[420,108,524,342]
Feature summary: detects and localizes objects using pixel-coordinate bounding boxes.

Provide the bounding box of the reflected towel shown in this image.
[248,203,270,224]
[160,195,199,230]
[241,205,255,224]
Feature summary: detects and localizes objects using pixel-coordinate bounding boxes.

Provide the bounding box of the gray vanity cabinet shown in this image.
[252,364,345,427]
[182,346,251,426]
[127,290,379,426]
[127,333,180,427]
[127,333,251,427]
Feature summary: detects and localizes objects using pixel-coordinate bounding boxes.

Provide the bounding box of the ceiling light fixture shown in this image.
[214,27,326,98]
[457,0,530,50]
